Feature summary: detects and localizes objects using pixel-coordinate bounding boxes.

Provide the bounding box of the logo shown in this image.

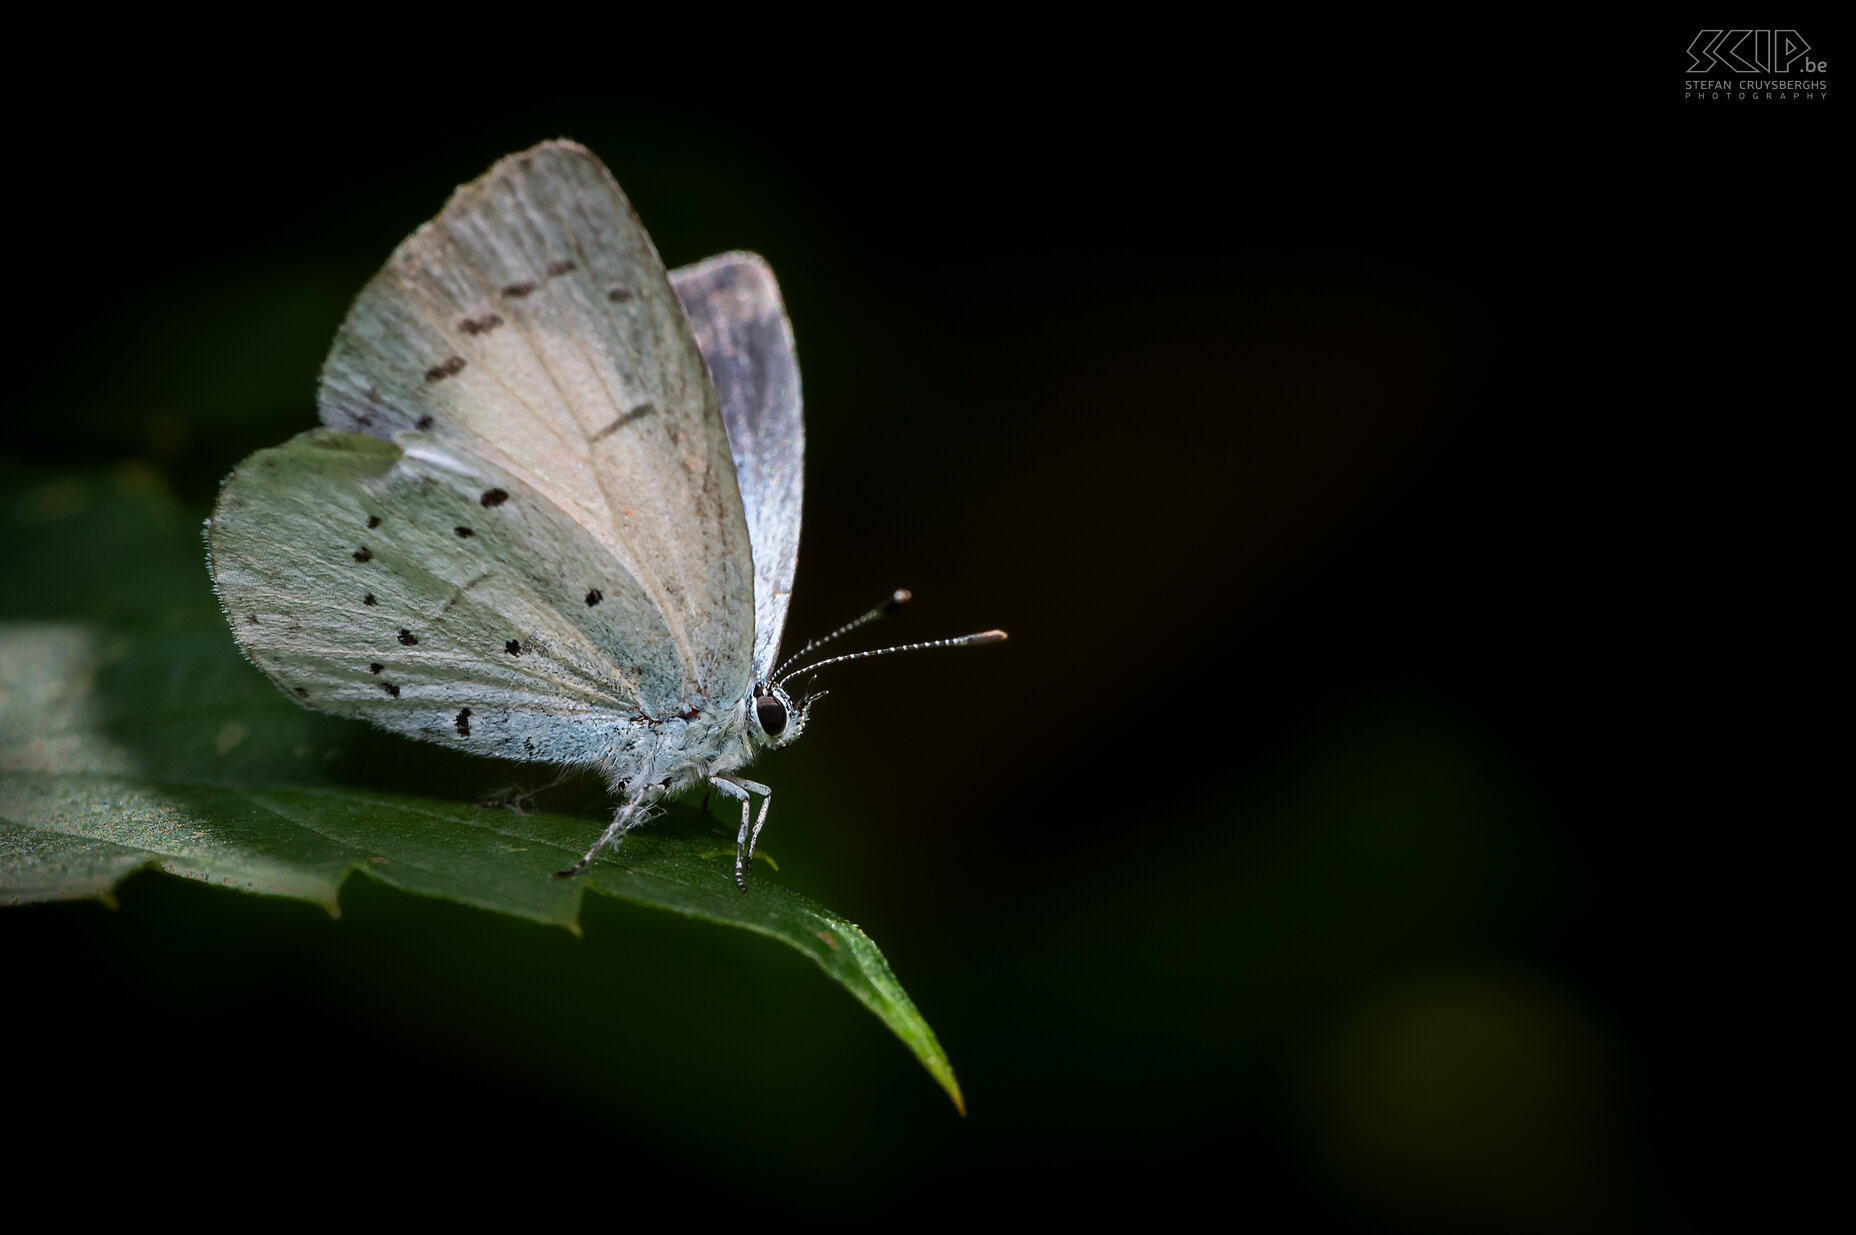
[1686,30,1820,73]
[1685,30,1828,102]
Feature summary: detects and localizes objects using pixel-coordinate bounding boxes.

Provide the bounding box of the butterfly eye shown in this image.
[755,696,788,737]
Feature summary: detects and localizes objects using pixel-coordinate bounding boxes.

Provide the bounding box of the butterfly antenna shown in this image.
[777,630,1007,687]
[771,589,913,682]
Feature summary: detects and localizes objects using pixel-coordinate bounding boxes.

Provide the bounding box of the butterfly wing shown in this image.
[671,253,804,686]
[314,140,754,710]
[209,428,664,761]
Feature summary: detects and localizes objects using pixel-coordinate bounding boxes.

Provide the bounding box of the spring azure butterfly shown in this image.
[205,141,1004,890]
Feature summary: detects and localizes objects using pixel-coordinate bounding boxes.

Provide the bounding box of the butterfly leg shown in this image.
[553,787,650,879]
[735,778,773,865]
[710,777,755,891]
[477,767,576,812]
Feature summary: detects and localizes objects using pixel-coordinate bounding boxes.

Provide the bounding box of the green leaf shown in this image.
[0,465,962,1112]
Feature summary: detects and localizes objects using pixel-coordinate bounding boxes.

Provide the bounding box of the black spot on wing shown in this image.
[455,526,474,538]
[459,314,504,335]
[546,260,577,277]
[415,415,435,430]
[505,640,521,655]
[369,663,384,674]
[353,547,373,563]
[592,403,655,441]
[501,281,536,299]
[245,614,258,625]
[295,687,309,699]
[585,589,602,607]
[607,287,632,303]
[363,593,377,606]
[480,488,509,507]
[381,682,400,698]
[398,629,418,645]
[366,515,381,529]
[424,355,466,383]
[455,708,472,737]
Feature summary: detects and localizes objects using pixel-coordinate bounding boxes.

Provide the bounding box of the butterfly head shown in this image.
[748,680,809,750]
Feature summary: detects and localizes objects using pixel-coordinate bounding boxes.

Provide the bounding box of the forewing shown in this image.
[671,253,803,684]
[316,141,754,707]
[208,428,675,763]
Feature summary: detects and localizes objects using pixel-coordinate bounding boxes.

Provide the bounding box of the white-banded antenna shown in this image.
[777,630,1007,687]
[770,589,913,682]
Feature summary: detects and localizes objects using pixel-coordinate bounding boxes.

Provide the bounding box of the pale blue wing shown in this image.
[671,253,804,686]
[208,429,659,765]
[316,142,756,711]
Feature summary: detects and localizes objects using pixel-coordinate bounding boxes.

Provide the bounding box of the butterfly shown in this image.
[206,140,1003,890]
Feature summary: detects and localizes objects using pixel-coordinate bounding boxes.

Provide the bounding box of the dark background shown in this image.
[4,33,1833,1229]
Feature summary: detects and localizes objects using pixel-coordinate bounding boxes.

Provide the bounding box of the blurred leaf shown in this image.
[0,464,961,1112]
